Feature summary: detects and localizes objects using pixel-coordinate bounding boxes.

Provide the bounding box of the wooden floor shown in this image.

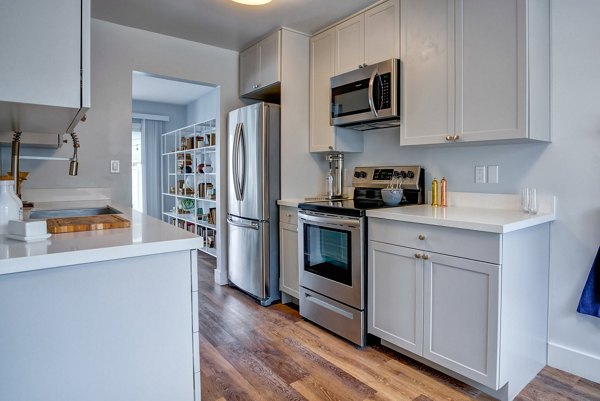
[197,257,600,401]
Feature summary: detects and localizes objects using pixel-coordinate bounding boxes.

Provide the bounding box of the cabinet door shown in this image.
[368,241,423,355]
[239,44,260,96]
[364,0,400,66]
[0,0,81,108]
[423,252,500,389]
[309,28,336,152]
[400,0,455,146]
[335,14,365,75]
[456,0,526,141]
[259,30,281,90]
[279,222,299,298]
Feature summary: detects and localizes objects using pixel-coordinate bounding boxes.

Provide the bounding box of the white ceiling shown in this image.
[92,0,378,51]
[132,73,214,104]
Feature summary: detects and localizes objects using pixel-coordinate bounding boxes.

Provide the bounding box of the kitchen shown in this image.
[0,0,599,400]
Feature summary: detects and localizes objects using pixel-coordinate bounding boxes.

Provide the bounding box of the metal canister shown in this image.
[441,177,447,207]
[431,177,439,207]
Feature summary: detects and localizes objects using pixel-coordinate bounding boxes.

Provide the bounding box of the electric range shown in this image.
[297,166,425,346]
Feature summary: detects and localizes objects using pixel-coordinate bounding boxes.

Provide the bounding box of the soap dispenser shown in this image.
[0,175,23,234]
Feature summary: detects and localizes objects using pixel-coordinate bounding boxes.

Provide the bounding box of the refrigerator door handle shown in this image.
[227,216,259,230]
[238,122,246,200]
[232,123,242,201]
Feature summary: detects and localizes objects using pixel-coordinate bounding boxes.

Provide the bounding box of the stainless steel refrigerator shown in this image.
[227,102,280,306]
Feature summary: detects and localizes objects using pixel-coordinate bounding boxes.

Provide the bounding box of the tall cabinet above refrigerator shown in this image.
[227,102,280,306]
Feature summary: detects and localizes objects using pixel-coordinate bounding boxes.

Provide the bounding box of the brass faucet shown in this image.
[10,131,80,198]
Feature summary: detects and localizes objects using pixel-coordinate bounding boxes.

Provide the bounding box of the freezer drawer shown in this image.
[227,215,270,301]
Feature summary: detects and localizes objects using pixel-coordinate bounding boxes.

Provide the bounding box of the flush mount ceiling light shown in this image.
[232,0,272,5]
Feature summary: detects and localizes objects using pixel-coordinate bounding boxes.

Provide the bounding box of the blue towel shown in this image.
[577,246,600,318]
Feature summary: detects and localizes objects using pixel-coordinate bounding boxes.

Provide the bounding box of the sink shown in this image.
[29,206,123,219]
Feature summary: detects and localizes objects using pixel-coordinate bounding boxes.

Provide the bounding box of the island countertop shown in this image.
[0,201,202,275]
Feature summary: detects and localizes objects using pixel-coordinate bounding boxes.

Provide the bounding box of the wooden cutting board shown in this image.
[47,215,131,234]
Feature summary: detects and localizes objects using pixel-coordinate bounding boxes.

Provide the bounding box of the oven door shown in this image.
[298,210,364,310]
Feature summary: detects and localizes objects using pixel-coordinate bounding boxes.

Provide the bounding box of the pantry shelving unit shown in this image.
[161,119,218,257]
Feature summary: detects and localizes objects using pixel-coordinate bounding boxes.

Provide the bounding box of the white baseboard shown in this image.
[548,342,600,383]
[214,267,228,286]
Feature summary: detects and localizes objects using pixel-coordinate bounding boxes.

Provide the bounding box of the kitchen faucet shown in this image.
[10,131,80,198]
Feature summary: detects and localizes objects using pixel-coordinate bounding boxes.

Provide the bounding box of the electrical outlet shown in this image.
[475,166,486,184]
[110,160,120,174]
[488,165,499,184]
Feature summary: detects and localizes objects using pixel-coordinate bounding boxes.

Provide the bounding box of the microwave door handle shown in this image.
[368,69,379,118]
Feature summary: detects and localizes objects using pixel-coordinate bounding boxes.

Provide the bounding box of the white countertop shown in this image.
[0,201,202,275]
[367,193,556,234]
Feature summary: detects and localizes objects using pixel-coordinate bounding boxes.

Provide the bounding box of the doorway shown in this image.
[131,72,216,219]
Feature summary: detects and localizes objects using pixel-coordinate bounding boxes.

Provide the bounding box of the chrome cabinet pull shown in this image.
[415,253,422,259]
[446,135,453,141]
[418,234,426,240]
[422,254,430,260]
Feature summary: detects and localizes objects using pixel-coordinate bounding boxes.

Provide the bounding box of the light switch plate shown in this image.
[475,165,486,184]
[110,160,120,174]
[488,165,499,184]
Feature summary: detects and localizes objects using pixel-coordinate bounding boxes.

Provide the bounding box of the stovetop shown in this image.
[299,165,425,218]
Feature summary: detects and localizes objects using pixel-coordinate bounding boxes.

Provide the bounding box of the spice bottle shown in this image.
[0,175,23,234]
[431,177,439,207]
[440,177,447,207]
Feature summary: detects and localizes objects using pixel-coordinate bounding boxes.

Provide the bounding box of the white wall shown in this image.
[187,88,219,126]
[132,100,188,133]
[343,0,600,382]
[18,19,242,207]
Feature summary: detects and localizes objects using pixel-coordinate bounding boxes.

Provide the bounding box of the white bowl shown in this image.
[381,188,403,206]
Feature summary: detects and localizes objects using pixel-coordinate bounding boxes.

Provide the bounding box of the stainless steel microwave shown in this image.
[330,59,400,131]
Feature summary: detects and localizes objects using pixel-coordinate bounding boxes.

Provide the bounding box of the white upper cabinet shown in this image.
[400,0,551,146]
[0,0,90,135]
[310,28,364,153]
[335,15,365,75]
[310,28,336,152]
[239,44,260,96]
[364,0,401,66]
[239,30,281,98]
[309,0,398,152]
[400,0,455,146]
[335,0,400,75]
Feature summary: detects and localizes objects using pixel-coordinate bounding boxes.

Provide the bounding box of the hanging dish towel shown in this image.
[577,246,600,318]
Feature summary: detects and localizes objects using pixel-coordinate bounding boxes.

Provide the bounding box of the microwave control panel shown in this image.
[379,73,391,109]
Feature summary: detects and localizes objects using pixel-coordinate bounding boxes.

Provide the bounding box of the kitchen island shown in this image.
[0,203,202,401]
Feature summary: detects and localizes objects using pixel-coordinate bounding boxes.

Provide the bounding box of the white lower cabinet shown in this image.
[279,206,299,299]
[369,241,423,355]
[369,241,499,388]
[423,252,500,389]
[368,218,550,400]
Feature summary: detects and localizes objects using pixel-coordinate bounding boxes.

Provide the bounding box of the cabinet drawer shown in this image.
[369,218,501,264]
[279,206,298,225]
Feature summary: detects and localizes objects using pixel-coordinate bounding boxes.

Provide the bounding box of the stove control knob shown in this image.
[354,171,361,178]
[399,170,406,178]
[359,171,367,178]
[407,171,415,179]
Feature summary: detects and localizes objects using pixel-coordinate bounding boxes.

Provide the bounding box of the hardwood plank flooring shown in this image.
[197,257,599,401]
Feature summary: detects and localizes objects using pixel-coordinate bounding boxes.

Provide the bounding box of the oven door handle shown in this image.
[298,211,361,228]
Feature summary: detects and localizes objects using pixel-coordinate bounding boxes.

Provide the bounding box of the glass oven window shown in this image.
[303,223,352,286]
